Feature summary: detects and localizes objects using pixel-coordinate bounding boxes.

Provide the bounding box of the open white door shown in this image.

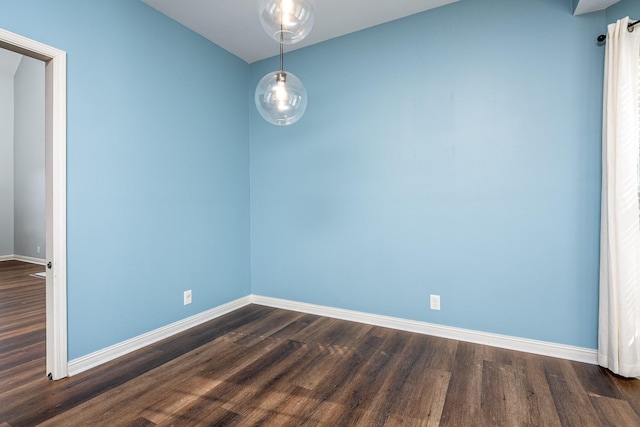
[0,29,67,380]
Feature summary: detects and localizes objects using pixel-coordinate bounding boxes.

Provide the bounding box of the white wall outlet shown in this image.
[37,246,40,254]
[430,294,441,311]
[183,290,192,305]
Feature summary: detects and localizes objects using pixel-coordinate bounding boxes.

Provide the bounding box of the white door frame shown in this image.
[0,29,68,380]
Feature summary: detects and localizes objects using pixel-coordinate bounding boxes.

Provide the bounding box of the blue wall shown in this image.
[0,0,251,359]
[1,0,638,360]
[250,0,612,349]
[607,0,640,23]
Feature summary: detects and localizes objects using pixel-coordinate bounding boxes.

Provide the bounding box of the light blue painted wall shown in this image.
[606,0,640,22]
[0,0,251,359]
[250,0,607,349]
[0,0,635,361]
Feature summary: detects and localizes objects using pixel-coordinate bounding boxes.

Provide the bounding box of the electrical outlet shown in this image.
[430,294,441,311]
[183,290,192,305]
[37,246,40,254]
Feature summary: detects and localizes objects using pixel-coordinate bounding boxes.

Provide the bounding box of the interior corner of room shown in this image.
[2,0,640,423]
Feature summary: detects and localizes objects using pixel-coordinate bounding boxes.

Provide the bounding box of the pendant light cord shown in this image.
[279,20,284,71]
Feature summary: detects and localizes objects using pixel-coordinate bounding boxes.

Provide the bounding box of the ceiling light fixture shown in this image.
[255,0,315,126]
[258,0,315,44]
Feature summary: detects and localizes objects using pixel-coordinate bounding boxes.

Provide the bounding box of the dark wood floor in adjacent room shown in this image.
[2,260,640,426]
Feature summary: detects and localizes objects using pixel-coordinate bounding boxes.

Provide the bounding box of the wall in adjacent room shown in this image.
[0,71,14,257]
[13,56,45,260]
[250,0,606,349]
[0,0,251,359]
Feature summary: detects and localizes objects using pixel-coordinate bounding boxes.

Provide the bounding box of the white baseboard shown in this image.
[14,254,46,265]
[251,295,598,365]
[0,254,46,265]
[67,295,252,376]
[66,293,597,377]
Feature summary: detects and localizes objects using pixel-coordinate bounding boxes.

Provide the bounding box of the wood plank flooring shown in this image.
[2,260,640,426]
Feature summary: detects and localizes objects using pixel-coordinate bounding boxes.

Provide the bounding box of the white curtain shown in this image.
[599,17,640,378]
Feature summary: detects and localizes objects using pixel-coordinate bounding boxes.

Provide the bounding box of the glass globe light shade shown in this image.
[258,0,315,44]
[255,70,307,126]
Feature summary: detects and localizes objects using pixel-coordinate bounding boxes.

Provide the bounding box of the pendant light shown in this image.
[258,0,315,44]
[255,0,315,126]
[254,41,307,126]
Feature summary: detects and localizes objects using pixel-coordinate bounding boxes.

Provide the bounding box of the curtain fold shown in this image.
[599,17,640,378]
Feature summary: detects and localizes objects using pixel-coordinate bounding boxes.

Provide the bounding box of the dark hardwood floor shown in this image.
[2,260,640,426]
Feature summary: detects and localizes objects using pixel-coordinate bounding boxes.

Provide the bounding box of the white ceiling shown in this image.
[142,0,459,64]
[574,0,620,15]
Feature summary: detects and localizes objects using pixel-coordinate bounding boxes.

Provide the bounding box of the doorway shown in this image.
[0,49,45,263]
[0,28,67,380]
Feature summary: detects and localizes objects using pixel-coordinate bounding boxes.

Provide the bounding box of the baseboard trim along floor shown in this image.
[68,294,597,376]
[252,295,598,365]
[67,296,253,376]
[0,255,45,265]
